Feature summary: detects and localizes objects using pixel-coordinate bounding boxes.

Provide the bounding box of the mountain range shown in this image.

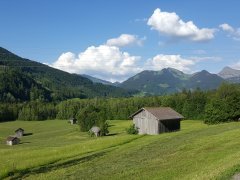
[118,68,225,95]
[1,47,240,101]
[84,67,240,95]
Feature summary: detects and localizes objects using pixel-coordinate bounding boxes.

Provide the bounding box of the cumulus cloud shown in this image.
[219,23,240,40]
[106,34,145,47]
[52,45,142,82]
[147,8,215,42]
[219,23,234,33]
[230,61,240,70]
[146,54,195,73]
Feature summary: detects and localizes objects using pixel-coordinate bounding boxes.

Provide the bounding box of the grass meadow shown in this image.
[1,120,240,179]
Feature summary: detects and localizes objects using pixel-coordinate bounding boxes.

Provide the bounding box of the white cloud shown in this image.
[219,23,240,40]
[219,23,234,33]
[146,54,195,73]
[147,8,215,42]
[52,45,142,82]
[230,61,240,70]
[53,52,76,68]
[106,34,145,47]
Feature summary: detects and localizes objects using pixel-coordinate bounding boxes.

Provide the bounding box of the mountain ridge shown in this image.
[116,68,225,95]
[1,47,240,99]
[0,47,135,101]
[83,67,240,95]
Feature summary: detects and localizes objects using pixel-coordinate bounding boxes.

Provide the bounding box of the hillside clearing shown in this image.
[1,120,240,179]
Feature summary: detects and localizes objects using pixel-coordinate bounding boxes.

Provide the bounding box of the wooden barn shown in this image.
[15,128,24,137]
[130,107,184,135]
[6,136,20,146]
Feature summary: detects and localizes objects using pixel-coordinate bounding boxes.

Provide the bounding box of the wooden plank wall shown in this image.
[133,110,159,135]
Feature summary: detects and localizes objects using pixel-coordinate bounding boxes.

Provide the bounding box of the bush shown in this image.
[99,122,109,136]
[77,105,99,132]
[77,105,109,136]
[126,124,138,134]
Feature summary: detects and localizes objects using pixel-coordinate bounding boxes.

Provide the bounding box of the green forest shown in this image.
[1,83,240,125]
[0,47,135,101]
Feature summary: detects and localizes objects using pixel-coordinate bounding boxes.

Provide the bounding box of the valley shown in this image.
[1,1,240,179]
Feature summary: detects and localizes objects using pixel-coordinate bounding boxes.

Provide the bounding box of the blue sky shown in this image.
[1,0,240,82]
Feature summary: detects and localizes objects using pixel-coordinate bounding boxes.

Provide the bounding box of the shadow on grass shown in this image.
[106,133,118,136]
[19,142,31,144]
[9,151,108,180]
[23,133,33,136]
[107,124,115,128]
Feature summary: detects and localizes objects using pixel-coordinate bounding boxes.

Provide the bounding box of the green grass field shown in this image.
[1,120,240,179]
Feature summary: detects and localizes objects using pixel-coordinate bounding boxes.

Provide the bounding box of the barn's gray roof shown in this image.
[90,126,101,133]
[130,107,184,121]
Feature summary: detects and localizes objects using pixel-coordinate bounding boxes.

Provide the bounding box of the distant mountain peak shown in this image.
[166,67,181,71]
[218,66,240,79]
[162,67,179,73]
[200,70,210,74]
[222,66,234,71]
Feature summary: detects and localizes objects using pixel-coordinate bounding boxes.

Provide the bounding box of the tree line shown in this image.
[0,83,240,125]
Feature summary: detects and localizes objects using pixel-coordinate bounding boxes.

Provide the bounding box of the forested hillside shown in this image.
[120,68,189,94]
[186,70,224,90]
[0,69,51,102]
[0,47,135,101]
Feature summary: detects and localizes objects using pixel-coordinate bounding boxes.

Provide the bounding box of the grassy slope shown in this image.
[1,120,240,179]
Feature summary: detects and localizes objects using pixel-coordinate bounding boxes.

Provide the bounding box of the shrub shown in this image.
[99,122,109,136]
[77,105,99,132]
[126,124,138,134]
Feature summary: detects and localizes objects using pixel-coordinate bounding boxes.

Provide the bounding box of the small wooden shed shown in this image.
[69,118,77,125]
[130,107,184,135]
[6,136,20,146]
[90,126,101,137]
[15,128,24,137]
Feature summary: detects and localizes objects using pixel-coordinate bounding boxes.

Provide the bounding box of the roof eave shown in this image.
[157,117,184,121]
[129,108,145,119]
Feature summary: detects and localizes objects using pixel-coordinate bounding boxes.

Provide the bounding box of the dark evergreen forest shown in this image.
[1,83,240,125]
